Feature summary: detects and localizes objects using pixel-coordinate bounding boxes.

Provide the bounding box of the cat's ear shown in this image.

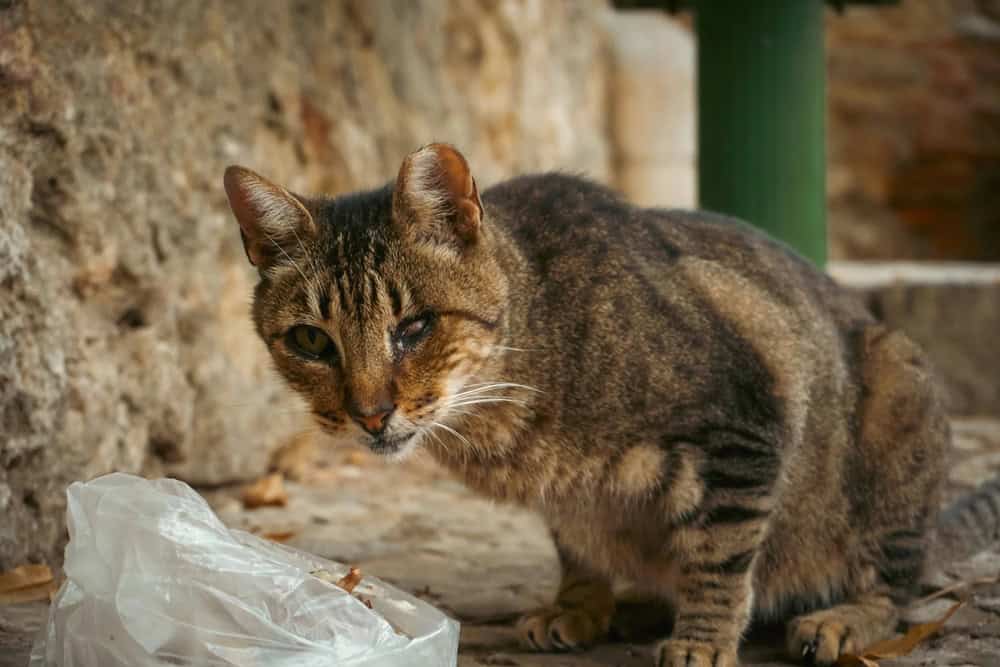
[393,143,483,245]
[223,166,317,269]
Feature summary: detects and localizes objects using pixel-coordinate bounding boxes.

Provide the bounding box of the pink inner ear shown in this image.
[430,145,482,235]
[223,166,315,267]
[223,167,262,237]
[454,198,481,241]
[393,143,483,243]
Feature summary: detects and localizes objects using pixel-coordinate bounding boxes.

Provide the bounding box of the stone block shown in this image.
[831,262,1000,416]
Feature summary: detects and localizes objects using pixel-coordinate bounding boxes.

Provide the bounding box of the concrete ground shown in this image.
[3,418,999,666]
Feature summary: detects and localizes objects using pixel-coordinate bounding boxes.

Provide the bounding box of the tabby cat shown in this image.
[224,144,999,666]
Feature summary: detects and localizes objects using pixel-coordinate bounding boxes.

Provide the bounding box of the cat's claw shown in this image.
[516,606,607,652]
[788,616,857,666]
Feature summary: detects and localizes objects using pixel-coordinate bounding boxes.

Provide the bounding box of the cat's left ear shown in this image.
[223,166,317,270]
[393,143,483,245]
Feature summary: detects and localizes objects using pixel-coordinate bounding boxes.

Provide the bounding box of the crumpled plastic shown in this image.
[30,473,459,666]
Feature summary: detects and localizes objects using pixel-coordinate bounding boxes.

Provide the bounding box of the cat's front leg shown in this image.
[517,539,615,651]
[655,547,756,667]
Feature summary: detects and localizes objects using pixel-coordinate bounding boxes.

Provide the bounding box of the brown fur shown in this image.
[225,145,954,666]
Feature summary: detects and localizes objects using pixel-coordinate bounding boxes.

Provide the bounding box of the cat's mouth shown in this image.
[367,432,414,457]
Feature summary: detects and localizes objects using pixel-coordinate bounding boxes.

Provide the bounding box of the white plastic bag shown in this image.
[30,473,459,666]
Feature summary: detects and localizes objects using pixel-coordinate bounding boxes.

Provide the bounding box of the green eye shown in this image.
[288,326,335,360]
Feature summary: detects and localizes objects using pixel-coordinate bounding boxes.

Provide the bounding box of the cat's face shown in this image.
[225,144,507,458]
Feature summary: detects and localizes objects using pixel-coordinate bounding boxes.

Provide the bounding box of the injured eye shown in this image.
[394,313,435,353]
[287,325,337,362]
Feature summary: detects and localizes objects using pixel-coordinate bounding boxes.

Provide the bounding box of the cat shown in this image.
[224,143,999,666]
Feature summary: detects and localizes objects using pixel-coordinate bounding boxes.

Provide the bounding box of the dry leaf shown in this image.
[0,564,52,592]
[836,601,963,666]
[336,567,364,594]
[0,580,60,604]
[0,564,57,605]
[909,575,998,608]
[312,567,363,594]
[261,530,297,543]
[241,473,289,509]
[344,450,370,466]
[270,431,317,481]
[311,568,406,636]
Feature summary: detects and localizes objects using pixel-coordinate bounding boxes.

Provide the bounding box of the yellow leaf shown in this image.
[0,564,53,593]
[0,564,57,605]
[0,580,59,605]
[241,473,289,509]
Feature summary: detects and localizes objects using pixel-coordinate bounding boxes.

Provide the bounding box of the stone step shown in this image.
[830,262,1000,417]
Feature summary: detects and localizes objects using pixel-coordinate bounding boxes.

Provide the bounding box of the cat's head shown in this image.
[223,144,508,458]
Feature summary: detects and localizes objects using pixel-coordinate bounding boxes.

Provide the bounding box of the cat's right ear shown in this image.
[223,166,317,270]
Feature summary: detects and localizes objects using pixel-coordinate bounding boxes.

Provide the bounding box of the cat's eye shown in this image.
[287,325,337,362]
[394,314,434,352]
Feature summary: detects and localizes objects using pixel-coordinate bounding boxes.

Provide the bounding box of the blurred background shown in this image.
[1,0,998,606]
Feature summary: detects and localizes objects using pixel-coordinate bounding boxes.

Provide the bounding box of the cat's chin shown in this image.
[367,433,418,461]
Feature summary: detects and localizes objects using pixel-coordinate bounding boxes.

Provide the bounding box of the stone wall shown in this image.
[0,0,610,570]
[605,10,696,209]
[827,0,1000,260]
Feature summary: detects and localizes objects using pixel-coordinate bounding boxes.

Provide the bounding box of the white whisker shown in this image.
[262,230,310,284]
[431,421,473,449]
[445,397,528,408]
[494,345,537,353]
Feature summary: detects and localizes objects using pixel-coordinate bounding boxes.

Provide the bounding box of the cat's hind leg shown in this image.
[517,541,615,651]
[787,326,946,665]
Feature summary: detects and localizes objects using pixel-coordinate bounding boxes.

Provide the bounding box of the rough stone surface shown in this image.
[831,262,1000,416]
[0,0,609,570]
[604,10,695,209]
[826,1,1000,261]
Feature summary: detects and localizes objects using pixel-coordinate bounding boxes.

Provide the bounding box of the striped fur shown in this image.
[225,145,977,666]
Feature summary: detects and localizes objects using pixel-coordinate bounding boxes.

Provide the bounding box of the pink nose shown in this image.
[352,407,394,435]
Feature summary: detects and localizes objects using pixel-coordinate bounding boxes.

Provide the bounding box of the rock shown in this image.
[0,0,610,570]
[949,453,1000,489]
[604,9,696,209]
[826,2,1000,261]
[830,262,1000,417]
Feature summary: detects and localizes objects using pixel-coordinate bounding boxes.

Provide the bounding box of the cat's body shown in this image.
[224,145,996,667]
[449,172,945,596]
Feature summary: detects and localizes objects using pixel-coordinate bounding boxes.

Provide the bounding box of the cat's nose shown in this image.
[349,404,395,436]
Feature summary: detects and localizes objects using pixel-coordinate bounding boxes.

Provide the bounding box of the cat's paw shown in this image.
[787,613,859,666]
[516,605,609,652]
[654,638,737,667]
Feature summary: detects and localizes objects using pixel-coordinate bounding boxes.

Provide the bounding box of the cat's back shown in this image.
[484,173,869,329]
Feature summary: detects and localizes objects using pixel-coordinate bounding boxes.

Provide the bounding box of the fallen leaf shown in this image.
[0,580,60,604]
[0,564,57,605]
[909,575,998,608]
[270,431,317,481]
[0,564,52,593]
[241,473,289,509]
[344,449,370,466]
[261,530,297,543]
[336,567,364,594]
[836,601,963,666]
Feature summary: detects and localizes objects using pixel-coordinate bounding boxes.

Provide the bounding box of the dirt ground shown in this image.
[3,418,999,666]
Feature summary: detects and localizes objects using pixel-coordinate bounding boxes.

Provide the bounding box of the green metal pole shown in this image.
[695,1,828,266]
